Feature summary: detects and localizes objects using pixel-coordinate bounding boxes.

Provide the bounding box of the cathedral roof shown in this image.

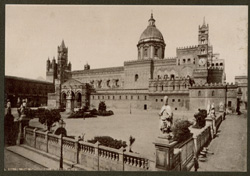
[138,13,165,44]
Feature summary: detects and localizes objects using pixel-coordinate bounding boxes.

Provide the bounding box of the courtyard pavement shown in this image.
[28,108,195,161]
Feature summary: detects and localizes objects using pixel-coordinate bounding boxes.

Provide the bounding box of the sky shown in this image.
[5,5,248,83]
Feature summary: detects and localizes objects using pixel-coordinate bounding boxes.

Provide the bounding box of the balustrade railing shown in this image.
[79,141,95,154]
[123,152,149,169]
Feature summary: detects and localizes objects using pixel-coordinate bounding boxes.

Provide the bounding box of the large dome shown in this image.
[138,14,165,44]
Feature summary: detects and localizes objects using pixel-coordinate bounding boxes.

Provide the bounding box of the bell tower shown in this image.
[57,40,68,83]
[194,18,210,85]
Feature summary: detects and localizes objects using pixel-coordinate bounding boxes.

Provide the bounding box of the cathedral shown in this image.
[46,14,244,112]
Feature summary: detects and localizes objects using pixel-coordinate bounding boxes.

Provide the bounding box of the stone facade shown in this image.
[46,14,246,112]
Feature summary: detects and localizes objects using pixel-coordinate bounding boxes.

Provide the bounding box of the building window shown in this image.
[156,99,158,102]
[126,96,128,99]
[183,59,186,63]
[173,85,175,90]
[145,96,147,100]
[138,96,140,100]
[178,99,180,102]
[98,96,100,99]
[220,63,223,66]
[113,96,115,99]
[144,48,148,57]
[171,74,175,80]
[175,108,177,110]
[93,96,94,99]
[135,74,139,82]
[161,99,163,102]
[212,63,214,66]
[198,91,201,96]
[193,58,195,64]
[102,96,104,99]
[216,63,218,66]
[188,58,191,62]
[172,99,175,102]
[212,91,215,96]
[154,48,158,57]
[161,85,164,91]
[108,96,110,99]
[131,96,133,100]
[228,101,232,107]
[119,95,121,99]
[158,75,161,79]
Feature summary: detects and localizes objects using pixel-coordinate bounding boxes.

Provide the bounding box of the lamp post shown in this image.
[59,119,66,170]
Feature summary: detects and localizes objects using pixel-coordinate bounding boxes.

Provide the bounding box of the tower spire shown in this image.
[203,16,206,26]
[148,12,155,26]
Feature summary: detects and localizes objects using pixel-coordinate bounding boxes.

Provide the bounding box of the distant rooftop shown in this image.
[5,75,53,84]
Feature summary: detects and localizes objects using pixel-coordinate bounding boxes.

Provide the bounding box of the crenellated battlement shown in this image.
[191,82,237,88]
[177,45,198,50]
[208,66,224,70]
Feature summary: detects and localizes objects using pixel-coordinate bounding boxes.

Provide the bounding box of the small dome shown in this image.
[138,13,165,44]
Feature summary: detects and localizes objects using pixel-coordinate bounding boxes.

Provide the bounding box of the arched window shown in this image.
[212,91,215,96]
[135,74,139,82]
[161,85,164,91]
[144,48,148,57]
[107,80,110,87]
[198,91,201,96]
[154,48,158,57]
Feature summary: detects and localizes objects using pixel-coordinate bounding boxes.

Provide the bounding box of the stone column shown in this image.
[66,94,74,113]
[153,138,178,171]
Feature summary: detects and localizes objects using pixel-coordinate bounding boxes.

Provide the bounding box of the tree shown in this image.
[37,109,61,131]
[98,101,106,112]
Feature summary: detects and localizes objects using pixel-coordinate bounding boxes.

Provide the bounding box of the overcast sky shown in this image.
[5,5,248,83]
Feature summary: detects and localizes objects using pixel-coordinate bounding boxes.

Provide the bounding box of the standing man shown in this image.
[159,96,173,134]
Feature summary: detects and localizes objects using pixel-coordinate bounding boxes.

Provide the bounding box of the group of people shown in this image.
[5,99,28,145]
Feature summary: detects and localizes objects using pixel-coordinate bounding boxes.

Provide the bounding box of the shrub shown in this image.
[88,136,127,149]
[98,101,106,112]
[90,108,98,115]
[37,109,61,131]
[171,119,192,142]
[193,109,207,129]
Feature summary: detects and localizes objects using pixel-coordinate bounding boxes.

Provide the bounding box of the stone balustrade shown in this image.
[23,111,225,171]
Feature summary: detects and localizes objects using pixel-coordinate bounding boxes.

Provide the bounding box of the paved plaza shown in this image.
[24,108,195,160]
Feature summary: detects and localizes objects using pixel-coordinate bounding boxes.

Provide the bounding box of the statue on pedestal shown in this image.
[219,102,225,112]
[207,101,216,118]
[158,96,173,139]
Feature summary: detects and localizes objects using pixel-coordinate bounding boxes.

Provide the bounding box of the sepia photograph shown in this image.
[3,4,248,172]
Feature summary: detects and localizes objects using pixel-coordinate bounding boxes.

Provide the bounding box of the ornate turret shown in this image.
[47,57,50,72]
[84,63,90,70]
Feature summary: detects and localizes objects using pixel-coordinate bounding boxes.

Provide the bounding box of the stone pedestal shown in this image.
[205,116,215,138]
[16,116,30,145]
[153,137,177,171]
